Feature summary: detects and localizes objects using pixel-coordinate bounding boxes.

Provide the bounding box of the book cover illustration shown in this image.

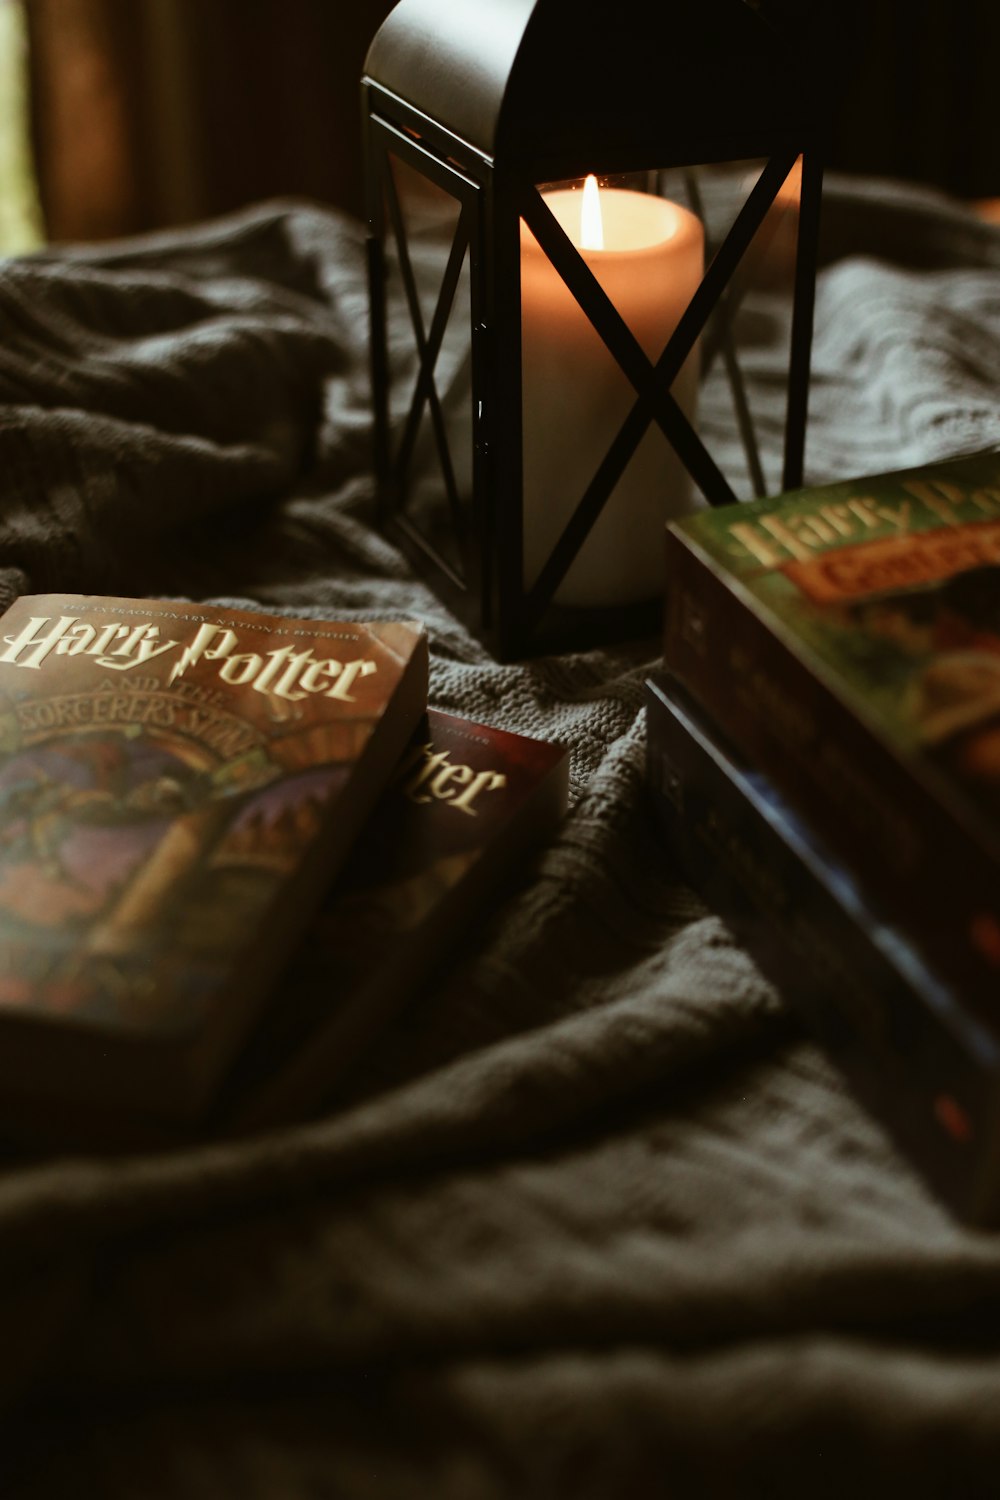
[225,709,570,1129]
[668,448,1000,833]
[0,594,426,1062]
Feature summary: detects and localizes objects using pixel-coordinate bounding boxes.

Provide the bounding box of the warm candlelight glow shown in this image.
[520,181,704,606]
[580,174,604,252]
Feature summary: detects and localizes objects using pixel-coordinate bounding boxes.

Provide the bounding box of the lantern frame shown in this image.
[364,0,826,659]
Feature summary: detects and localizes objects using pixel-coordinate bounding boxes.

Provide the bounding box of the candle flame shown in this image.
[581,174,604,251]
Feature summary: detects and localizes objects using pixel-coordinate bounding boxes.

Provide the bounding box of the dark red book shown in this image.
[223,708,570,1131]
[0,593,427,1130]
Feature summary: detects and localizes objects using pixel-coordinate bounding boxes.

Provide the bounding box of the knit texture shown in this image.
[2,178,1000,1497]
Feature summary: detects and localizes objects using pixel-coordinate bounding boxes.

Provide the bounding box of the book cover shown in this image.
[0,593,428,1126]
[663,447,1000,1004]
[646,673,1000,1224]
[221,708,570,1132]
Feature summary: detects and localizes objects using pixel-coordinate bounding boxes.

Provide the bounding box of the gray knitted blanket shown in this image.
[2,179,1000,1498]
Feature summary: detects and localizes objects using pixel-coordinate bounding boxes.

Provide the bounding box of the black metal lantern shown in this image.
[364,0,826,659]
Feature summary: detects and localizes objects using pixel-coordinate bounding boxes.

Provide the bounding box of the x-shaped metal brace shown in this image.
[517,149,801,629]
[383,155,471,571]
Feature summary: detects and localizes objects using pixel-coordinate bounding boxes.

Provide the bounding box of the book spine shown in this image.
[662,528,1000,1007]
[222,742,570,1134]
[645,678,1000,1224]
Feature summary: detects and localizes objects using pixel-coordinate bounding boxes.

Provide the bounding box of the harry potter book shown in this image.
[0,593,427,1129]
[663,448,1000,1007]
[646,673,1000,1224]
[221,708,569,1131]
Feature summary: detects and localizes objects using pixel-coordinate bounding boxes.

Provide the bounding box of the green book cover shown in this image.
[664,447,1000,1001]
[670,447,1000,831]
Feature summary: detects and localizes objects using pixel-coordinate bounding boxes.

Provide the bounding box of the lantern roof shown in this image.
[365,0,825,173]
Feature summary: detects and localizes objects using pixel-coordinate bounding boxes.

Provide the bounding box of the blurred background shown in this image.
[1,0,999,254]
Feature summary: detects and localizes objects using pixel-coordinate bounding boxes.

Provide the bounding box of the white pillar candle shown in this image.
[520,178,704,607]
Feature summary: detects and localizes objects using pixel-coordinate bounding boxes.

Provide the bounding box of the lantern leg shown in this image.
[365,120,391,525]
[783,145,824,491]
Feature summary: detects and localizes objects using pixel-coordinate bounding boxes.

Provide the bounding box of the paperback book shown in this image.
[223,708,570,1131]
[663,447,1000,1006]
[0,593,428,1130]
[646,673,1000,1223]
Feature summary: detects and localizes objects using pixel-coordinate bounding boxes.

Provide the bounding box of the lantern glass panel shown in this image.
[520,172,701,608]
[681,157,803,501]
[516,156,804,614]
[382,151,473,586]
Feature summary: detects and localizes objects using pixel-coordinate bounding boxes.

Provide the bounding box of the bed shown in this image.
[2,173,1000,1497]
